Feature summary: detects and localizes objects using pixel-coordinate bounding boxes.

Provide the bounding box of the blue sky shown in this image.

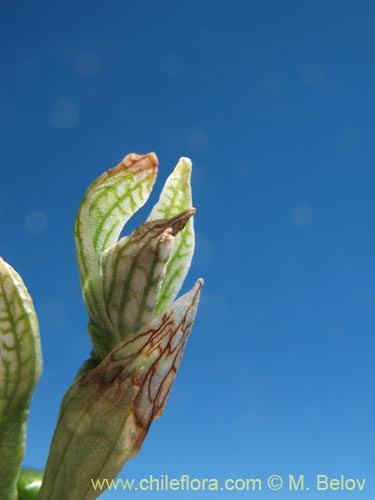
[1,0,374,498]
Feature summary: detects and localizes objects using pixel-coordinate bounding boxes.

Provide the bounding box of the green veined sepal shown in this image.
[0,258,42,500]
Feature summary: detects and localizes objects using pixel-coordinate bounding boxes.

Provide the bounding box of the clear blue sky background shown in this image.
[1,1,374,498]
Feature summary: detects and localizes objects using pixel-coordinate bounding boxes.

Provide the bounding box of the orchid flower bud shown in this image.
[39,153,203,499]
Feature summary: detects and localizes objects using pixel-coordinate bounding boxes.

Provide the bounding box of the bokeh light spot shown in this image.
[25,210,48,235]
[50,98,80,130]
[290,204,314,228]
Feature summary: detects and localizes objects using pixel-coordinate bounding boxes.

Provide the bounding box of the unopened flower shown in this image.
[39,153,203,500]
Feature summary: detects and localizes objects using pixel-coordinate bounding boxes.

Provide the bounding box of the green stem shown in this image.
[0,408,28,500]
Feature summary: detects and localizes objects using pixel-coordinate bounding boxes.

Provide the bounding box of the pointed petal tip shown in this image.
[121,152,159,170]
[176,157,192,177]
[168,207,196,236]
[179,156,192,166]
[189,278,204,307]
[144,152,159,167]
[175,277,204,312]
[196,277,204,287]
[193,277,204,298]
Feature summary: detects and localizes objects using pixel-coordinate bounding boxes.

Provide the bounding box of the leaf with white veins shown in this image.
[74,153,158,356]
[148,157,195,315]
[102,209,195,338]
[0,258,42,500]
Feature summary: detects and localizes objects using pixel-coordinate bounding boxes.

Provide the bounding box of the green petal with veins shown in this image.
[0,258,42,500]
[74,153,158,357]
[148,157,195,315]
[102,209,195,339]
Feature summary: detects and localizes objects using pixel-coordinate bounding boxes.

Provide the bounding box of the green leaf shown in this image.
[38,279,203,500]
[148,157,195,315]
[0,258,42,500]
[102,209,195,339]
[74,153,158,357]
